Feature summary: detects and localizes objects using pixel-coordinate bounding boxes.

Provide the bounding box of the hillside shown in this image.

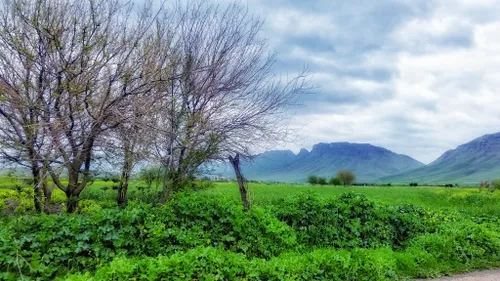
[379,132,500,184]
[211,142,424,182]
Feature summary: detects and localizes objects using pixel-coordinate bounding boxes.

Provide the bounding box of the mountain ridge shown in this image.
[212,142,424,182]
[379,132,500,184]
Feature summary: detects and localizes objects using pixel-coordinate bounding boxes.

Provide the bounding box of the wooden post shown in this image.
[229,153,250,212]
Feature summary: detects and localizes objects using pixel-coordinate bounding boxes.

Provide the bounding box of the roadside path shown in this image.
[417,269,500,281]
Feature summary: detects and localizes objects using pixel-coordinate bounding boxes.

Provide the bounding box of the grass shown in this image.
[2,175,498,219]
[199,182,500,219]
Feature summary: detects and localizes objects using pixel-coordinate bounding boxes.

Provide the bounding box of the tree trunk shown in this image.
[32,167,43,213]
[117,151,133,207]
[66,194,79,213]
[229,153,250,212]
[65,168,80,213]
[160,164,171,204]
[31,163,43,213]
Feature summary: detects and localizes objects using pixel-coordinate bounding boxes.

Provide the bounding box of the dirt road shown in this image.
[418,269,500,281]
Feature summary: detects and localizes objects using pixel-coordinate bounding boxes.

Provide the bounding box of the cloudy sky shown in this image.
[233,0,500,163]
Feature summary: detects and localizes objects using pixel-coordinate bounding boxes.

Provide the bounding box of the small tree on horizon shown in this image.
[329,177,342,186]
[307,175,319,185]
[317,177,327,186]
[337,170,356,186]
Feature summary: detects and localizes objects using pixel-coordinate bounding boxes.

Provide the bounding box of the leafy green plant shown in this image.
[274,192,429,249]
[0,193,296,280]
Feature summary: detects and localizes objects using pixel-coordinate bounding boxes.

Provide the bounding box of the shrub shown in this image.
[0,194,296,280]
[63,247,397,281]
[337,170,356,186]
[396,221,500,278]
[0,188,35,215]
[273,192,427,250]
[479,181,490,191]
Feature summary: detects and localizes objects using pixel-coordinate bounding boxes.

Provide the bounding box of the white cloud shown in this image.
[231,0,500,164]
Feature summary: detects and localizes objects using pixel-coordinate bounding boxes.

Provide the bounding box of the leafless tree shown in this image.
[0,0,309,212]
[0,0,167,212]
[100,94,157,207]
[0,1,58,212]
[150,1,309,207]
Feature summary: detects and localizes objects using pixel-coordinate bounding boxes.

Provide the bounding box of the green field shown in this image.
[1,179,500,280]
[201,182,500,218]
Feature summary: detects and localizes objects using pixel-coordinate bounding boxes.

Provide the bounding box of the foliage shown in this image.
[490,179,500,192]
[0,193,296,280]
[329,177,342,186]
[306,175,318,185]
[2,181,500,280]
[337,170,356,185]
[63,247,397,281]
[273,192,429,250]
[63,221,500,280]
[138,167,161,189]
[317,177,327,186]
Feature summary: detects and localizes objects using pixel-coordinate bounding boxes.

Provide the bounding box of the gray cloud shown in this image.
[219,0,500,163]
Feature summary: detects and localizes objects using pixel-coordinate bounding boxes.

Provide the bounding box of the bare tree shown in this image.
[0,1,57,212]
[150,1,309,207]
[0,0,167,212]
[100,95,156,207]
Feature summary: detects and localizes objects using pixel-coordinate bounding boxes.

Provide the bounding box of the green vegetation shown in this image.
[1,179,500,280]
[307,175,319,185]
[329,177,342,186]
[337,169,356,185]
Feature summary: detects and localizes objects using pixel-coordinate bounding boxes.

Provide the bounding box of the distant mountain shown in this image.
[211,142,424,183]
[379,132,500,184]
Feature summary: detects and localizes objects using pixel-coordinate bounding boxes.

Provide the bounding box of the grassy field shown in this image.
[2,176,499,218]
[199,182,500,218]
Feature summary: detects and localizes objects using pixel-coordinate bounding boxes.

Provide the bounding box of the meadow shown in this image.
[1,178,500,280]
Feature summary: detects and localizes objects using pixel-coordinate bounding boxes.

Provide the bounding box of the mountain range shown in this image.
[379,132,500,184]
[212,142,424,182]
[212,132,500,184]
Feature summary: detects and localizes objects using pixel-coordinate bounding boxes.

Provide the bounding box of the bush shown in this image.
[396,221,500,278]
[0,187,35,215]
[63,247,397,281]
[273,192,428,250]
[0,193,296,280]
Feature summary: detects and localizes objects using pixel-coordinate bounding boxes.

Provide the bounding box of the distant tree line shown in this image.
[307,170,356,186]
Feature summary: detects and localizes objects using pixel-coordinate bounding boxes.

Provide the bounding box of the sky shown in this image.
[229,0,500,164]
